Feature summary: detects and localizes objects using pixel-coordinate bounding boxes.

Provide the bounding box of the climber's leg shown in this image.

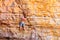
[22,23,25,30]
[19,22,22,30]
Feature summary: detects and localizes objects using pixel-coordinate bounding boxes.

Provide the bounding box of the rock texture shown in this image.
[0,0,60,40]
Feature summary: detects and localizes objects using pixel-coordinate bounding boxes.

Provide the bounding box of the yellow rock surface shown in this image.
[0,0,60,40]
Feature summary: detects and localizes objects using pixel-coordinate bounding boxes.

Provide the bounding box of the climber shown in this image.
[19,17,26,30]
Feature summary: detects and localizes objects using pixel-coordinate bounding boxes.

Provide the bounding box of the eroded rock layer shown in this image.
[0,0,60,40]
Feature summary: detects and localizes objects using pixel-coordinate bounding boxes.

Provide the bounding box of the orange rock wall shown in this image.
[0,0,60,40]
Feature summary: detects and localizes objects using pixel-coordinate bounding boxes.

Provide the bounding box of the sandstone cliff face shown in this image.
[0,0,60,40]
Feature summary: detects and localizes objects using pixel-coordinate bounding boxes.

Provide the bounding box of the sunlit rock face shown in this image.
[0,0,60,40]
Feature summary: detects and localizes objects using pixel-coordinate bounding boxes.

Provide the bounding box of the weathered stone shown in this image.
[0,0,60,40]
